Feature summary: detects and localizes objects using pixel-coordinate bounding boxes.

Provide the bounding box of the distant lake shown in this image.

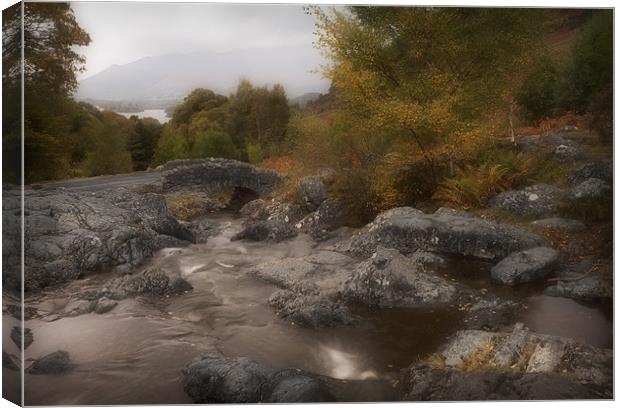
[117,109,170,123]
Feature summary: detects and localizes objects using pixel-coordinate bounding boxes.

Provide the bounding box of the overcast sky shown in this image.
[71,2,330,80]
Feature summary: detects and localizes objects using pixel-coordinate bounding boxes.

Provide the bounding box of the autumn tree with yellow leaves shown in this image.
[301,6,549,215]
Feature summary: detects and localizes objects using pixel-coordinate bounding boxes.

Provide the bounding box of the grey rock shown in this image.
[2,350,19,371]
[571,178,611,199]
[105,267,193,299]
[11,326,34,350]
[182,218,220,244]
[531,217,586,231]
[463,296,522,331]
[342,247,457,307]
[344,207,545,260]
[407,250,447,269]
[161,158,282,196]
[269,283,355,328]
[402,367,607,400]
[491,247,559,285]
[65,299,97,316]
[94,297,118,314]
[544,275,612,303]
[568,160,613,186]
[241,199,304,225]
[295,198,347,241]
[232,219,297,242]
[438,325,612,383]
[182,352,337,403]
[297,176,328,212]
[489,184,568,217]
[26,351,74,374]
[6,188,193,292]
[553,144,584,162]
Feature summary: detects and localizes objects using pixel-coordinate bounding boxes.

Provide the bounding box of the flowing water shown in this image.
[17,214,612,405]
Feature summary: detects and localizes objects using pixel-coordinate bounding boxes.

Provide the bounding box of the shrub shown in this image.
[433,160,531,210]
[246,142,263,164]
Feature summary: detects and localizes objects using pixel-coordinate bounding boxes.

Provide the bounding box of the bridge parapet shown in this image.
[160,158,282,197]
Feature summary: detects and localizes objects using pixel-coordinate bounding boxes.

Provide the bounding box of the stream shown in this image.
[15,213,613,405]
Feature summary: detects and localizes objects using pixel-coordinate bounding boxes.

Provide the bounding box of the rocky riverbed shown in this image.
[2,153,613,403]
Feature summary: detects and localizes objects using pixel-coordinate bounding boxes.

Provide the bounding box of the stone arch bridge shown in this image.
[160,158,282,197]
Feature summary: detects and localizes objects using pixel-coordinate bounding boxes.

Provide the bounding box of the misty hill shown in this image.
[76,47,329,102]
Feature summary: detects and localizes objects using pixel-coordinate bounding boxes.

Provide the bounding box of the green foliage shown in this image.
[154,81,290,165]
[128,117,163,170]
[517,10,613,124]
[191,131,238,159]
[246,142,263,164]
[433,164,518,209]
[83,115,134,177]
[517,57,561,121]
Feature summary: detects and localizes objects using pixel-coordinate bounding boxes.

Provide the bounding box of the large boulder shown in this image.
[240,199,304,225]
[183,352,336,403]
[232,219,297,242]
[342,247,458,307]
[269,283,355,328]
[571,178,611,200]
[295,198,348,241]
[402,324,612,400]
[488,184,568,217]
[249,251,357,327]
[343,207,545,260]
[6,188,193,291]
[490,247,559,285]
[297,176,328,212]
[161,158,282,196]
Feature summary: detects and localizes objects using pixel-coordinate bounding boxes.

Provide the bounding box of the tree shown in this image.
[128,117,163,170]
[6,2,92,182]
[295,7,550,213]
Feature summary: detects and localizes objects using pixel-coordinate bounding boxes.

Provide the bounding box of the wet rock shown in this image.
[161,158,282,196]
[297,176,328,212]
[106,267,193,299]
[239,199,266,218]
[344,207,544,260]
[265,371,335,402]
[571,178,611,199]
[232,219,297,242]
[11,326,33,350]
[182,218,220,244]
[407,250,447,269]
[544,275,612,303]
[403,367,605,400]
[250,251,353,291]
[531,217,586,231]
[403,325,612,400]
[342,247,457,307]
[65,299,97,316]
[5,188,193,291]
[463,296,522,331]
[568,160,613,186]
[183,352,336,403]
[491,247,558,285]
[269,283,355,328]
[26,351,74,374]
[2,350,19,371]
[94,297,118,314]
[488,184,568,217]
[295,198,347,241]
